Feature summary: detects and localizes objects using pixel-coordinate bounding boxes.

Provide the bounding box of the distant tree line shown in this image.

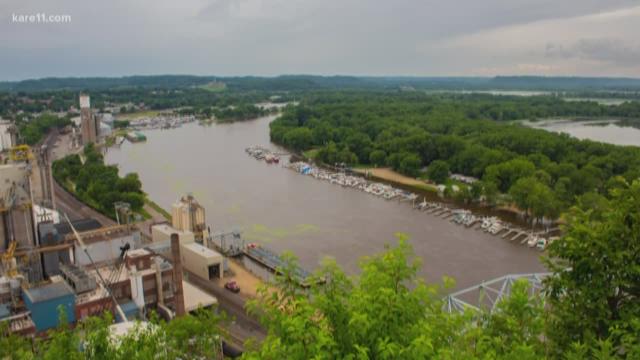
[0,88,293,120]
[270,92,640,220]
[4,75,640,92]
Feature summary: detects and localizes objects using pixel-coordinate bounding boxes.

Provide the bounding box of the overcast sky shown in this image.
[2,0,640,80]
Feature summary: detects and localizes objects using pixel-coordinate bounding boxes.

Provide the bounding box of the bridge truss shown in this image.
[444,272,551,313]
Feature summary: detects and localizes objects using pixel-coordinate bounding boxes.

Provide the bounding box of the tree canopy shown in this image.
[270,92,640,220]
[52,144,145,218]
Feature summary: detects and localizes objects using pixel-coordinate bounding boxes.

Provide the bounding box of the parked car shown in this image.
[224,281,240,293]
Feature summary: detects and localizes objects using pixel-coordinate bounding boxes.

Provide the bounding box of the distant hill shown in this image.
[0,75,216,92]
[490,76,640,91]
[1,74,640,92]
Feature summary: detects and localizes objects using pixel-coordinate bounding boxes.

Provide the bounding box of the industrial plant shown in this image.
[0,98,308,354]
[0,111,224,339]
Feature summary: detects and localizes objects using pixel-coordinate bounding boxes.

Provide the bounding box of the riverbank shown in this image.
[520,117,640,147]
[352,167,438,192]
[297,147,545,228]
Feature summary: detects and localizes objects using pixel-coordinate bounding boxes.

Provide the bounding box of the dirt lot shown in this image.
[213,259,264,298]
[353,167,436,190]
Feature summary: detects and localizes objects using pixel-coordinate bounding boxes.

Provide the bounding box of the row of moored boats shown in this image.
[288,162,419,201]
[415,199,553,251]
[286,161,553,251]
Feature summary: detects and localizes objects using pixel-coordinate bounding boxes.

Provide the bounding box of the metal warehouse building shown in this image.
[22,279,76,331]
[180,242,223,280]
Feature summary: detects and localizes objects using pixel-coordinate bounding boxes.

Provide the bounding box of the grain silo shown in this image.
[171,194,207,241]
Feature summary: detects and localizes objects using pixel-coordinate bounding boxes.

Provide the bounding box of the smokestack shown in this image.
[170,233,185,316]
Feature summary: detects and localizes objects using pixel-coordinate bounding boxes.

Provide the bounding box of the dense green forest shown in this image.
[52,144,145,218]
[271,92,640,220]
[2,180,639,358]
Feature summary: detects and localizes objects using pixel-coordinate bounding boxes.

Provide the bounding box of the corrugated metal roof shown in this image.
[54,218,102,236]
[23,281,75,303]
[182,242,222,259]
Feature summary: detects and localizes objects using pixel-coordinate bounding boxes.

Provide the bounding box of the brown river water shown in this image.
[105,116,545,290]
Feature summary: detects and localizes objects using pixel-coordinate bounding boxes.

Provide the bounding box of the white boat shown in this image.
[527,235,539,248]
[416,198,428,210]
[488,222,503,234]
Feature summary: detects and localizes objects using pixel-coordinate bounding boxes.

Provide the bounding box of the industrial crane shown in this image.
[0,241,18,277]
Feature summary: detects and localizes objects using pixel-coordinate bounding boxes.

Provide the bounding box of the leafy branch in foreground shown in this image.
[544,178,640,357]
[244,235,547,359]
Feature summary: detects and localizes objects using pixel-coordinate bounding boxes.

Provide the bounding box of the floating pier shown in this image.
[501,228,519,239]
[242,244,321,287]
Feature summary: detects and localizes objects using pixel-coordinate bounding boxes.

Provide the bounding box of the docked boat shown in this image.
[536,237,548,251]
[488,222,503,235]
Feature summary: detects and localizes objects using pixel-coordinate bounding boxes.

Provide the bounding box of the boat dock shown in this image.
[242,244,321,287]
[280,158,559,252]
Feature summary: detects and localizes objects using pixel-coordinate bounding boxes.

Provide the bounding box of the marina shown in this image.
[121,114,197,131]
[284,161,555,251]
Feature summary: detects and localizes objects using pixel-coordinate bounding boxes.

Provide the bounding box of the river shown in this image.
[524,119,640,147]
[105,116,545,290]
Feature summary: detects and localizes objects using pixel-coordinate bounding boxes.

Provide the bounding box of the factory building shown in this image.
[1,163,37,254]
[68,225,141,266]
[1,234,190,335]
[23,277,76,332]
[151,223,224,281]
[38,219,121,277]
[1,159,41,336]
[180,242,223,280]
[80,94,99,145]
[59,263,97,294]
[0,120,17,152]
[1,193,220,336]
[151,223,194,244]
[83,247,183,320]
[38,222,73,278]
[171,194,207,242]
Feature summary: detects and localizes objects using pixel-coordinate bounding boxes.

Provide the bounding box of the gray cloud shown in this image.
[546,38,640,67]
[0,0,639,80]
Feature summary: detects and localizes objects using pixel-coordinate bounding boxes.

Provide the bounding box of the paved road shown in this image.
[52,180,115,226]
[185,271,266,348]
